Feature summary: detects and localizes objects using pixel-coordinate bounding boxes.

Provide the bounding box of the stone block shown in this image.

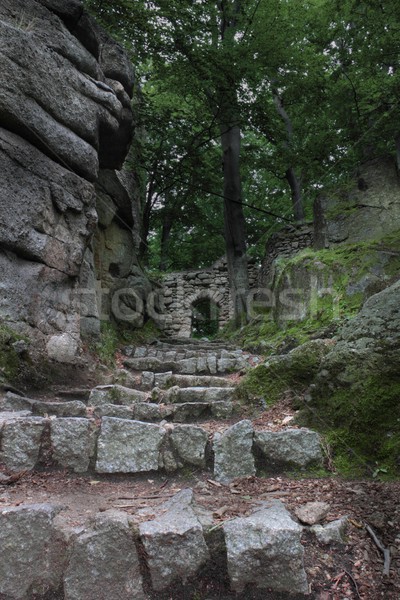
[254,428,323,471]
[96,417,165,473]
[213,420,255,483]
[0,416,46,471]
[223,501,308,594]
[50,418,95,472]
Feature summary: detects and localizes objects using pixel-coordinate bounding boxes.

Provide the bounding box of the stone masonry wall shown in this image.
[157,257,259,337]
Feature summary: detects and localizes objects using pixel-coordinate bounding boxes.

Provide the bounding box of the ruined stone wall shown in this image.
[157,257,259,337]
[258,223,314,290]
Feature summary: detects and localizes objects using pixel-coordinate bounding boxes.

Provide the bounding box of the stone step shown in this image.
[0,411,323,479]
[0,488,349,599]
[156,386,236,404]
[124,354,247,375]
[141,371,234,390]
[93,400,234,422]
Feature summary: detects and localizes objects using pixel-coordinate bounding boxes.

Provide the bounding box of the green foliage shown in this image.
[0,323,26,382]
[94,322,119,367]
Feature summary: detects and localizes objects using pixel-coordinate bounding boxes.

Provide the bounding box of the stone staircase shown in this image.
[0,339,349,599]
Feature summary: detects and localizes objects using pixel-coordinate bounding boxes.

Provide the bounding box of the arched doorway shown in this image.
[191,297,220,338]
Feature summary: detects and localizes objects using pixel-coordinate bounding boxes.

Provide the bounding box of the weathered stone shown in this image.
[311,517,348,544]
[32,400,86,417]
[93,404,134,419]
[0,503,66,599]
[0,392,34,412]
[170,425,208,467]
[295,501,330,525]
[223,501,308,594]
[178,358,198,374]
[133,402,162,421]
[254,428,323,471]
[96,417,165,473]
[166,386,234,404]
[213,420,255,483]
[50,418,95,472]
[64,510,145,600]
[0,416,46,471]
[141,370,155,388]
[139,489,210,590]
[217,358,237,373]
[89,384,148,407]
[168,402,209,422]
[210,400,234,419]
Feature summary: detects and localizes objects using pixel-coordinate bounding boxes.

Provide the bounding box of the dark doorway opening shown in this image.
[191,298,220,338]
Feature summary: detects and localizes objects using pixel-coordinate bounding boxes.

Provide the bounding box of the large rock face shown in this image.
[0,0,146,362]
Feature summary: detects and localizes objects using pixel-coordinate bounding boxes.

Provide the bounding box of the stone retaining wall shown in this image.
[0,412,322,479]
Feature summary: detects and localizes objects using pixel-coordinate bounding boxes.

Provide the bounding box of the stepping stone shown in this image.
[89,385,147,407]
[139,489,210,591]
[223,501,308,594]
[124,357,176,373]
[165,386,235,404]
[93,405,134,420]
[254,428,323,472]
[32,400,86,417]
[213,420,255,483]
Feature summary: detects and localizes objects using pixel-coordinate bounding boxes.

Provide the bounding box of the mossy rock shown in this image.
[0,323,28,385]
[236,339,333,405]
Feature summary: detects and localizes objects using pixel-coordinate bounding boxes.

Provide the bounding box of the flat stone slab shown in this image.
[223,501,308,594]
[64,510,146,600]
[165,386,235,404]
[32,400,86,417]
[96,417,165,473]
[254,428,323,471]
[213,420,255,483]
[89,385,148,407]
[0,503,65,599]
[139,489,210,590]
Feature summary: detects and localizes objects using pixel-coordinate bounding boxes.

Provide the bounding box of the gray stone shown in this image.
[178,358,198,374]
[254,428,323,471]
[210,401,234,419]
[64,510,145,600]
[0,416,46,470]
[133,402,162,421]
[170,425,208,467]
[32,400,86,417]
[0,503,66,599]
[295,501,330,525]
[213,420,255,483]
[96,417,165,473]
[141,370,155,388]
[50,418,95,472]
[217,358,237,373]
[166,386,234,404]
[139,489,210,590]
[153,371,173,387]
[0,392,34,412]
[223,501,308,594]
[93,404,134,419]
[311,516,348,544]
[89,385,148,407]
[169,402,209,422]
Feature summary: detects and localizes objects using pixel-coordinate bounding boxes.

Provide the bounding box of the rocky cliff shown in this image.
[0,0,147,365]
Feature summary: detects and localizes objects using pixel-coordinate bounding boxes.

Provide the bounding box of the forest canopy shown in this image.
[84,0,400,278]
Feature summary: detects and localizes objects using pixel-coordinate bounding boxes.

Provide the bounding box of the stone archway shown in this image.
[186,290,224,338]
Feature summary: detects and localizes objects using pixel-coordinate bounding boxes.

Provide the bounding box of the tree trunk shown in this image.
[273,91,305,222]
[220,119,249,325]
[159,206,173,271]
[285,166,304,222]
[218,0,249,325]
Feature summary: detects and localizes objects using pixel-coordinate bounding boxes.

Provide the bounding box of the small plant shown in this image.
[14,12,37,32]
[95,322,119,367]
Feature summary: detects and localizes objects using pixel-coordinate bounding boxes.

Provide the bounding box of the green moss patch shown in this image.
[0,323,27,383]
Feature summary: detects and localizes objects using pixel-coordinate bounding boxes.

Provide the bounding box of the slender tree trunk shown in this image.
[285,166,304,222]
[273,91,305,222]
[159,205,173,271]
